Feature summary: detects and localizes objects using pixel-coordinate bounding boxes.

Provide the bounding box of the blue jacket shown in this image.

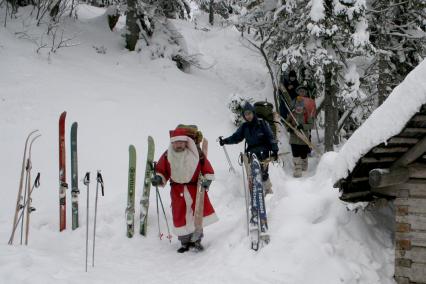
[223,115,278,160]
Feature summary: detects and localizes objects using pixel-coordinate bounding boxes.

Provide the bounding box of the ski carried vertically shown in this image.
[249,154,269,251]
[201,138,208,157]
[71,122,79,230]
[140,136,155,236]
[191,174,206,243]
[59,111,68,232]
[241,153,251,237]
[191,137,209,243]
[126,145,137,238]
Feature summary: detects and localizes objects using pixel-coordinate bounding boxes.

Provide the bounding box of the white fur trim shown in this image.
[170,135,188,143]
[202,212,219,227]
[173,186,195,236]
[204,174,215,181]
[172,186,218,236]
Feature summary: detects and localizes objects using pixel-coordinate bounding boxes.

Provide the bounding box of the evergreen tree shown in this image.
[366,0,426,105]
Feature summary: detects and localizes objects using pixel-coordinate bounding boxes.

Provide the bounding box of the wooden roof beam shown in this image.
[393,136,426,168]
[388,137,419,145]
[369,167,409,188]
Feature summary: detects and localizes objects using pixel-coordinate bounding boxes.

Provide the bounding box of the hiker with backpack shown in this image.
[286,85,315,177]
[151,127,218,253]
[218,102,279,194]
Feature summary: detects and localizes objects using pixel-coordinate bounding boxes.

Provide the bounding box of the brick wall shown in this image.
[395,190,426,284]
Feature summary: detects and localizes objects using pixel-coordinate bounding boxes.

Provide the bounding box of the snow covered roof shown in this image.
[334,59,426,201]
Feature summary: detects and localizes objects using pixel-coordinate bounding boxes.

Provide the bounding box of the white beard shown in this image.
[168,142,199,184]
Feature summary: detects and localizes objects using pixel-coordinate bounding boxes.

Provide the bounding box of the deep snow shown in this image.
[0,5,395,284]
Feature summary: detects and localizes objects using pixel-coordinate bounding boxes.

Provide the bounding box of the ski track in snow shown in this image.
[0,6,394,284]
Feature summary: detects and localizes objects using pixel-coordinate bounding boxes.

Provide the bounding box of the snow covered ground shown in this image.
[0,6,395,283]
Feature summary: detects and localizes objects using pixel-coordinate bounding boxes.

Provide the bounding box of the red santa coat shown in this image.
[155,149,218,237]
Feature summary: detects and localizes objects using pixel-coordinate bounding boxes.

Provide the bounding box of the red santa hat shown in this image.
[169,128,190,143]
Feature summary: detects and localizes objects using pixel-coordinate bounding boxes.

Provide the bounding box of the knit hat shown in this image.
[296,85,308,95]
[289,70,297,78]
[242,102,255,114]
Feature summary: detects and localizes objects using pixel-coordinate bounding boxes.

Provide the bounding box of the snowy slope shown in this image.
[1,6,394,284]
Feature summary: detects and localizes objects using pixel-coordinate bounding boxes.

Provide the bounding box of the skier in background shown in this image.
[279,70,300,119]
[287,85,315,177]
[151,127,218,253]
[219,102,278,194]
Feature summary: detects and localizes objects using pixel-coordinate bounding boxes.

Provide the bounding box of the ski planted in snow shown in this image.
[71,122,79,230]
[126,145,137,238]
[24,134,41,245]
[249,154,269,251]
[59,111,68,232]
[8,130,39,245]
[139,136,155,236]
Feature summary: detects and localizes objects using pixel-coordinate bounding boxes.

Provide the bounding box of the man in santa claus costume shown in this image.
[151,128,218,253]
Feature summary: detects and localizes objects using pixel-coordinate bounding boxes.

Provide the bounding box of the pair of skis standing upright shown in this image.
[8,130,41,245]
[126,137,170,239]
[59,111,80,232]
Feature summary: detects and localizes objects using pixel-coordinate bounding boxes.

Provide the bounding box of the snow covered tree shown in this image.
[195,0,237,25]
[150,0,190,19]
[125,0,190,51]
[366,0,426,105]
[235,0,287,109]
[277,0,374,151]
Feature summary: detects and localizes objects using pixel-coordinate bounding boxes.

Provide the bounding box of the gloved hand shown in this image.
[201,179,212,190]
[288,127,294,134]
[218,136,225,146]
[271,151,278,161]
[151,175,163,187]
[297,124,304,131]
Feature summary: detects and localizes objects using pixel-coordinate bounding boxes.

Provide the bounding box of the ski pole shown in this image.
[156,187,172,242]
[218,137,236,173]
[152,162,162,240]
[83,172,90,272]
[92,171,104,268]
[155,186,162,240]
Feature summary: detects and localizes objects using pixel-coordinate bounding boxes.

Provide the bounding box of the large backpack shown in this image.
[253,101,277,138]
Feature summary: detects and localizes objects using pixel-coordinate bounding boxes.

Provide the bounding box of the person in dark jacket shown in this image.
[219,103,278,194]
[283,70,300,100]
[279,70,300,119]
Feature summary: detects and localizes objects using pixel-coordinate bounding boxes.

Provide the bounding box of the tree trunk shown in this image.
[324,65,338,152]
[125,0,140,51]
[209,0,214,26]
[377,34,392,106]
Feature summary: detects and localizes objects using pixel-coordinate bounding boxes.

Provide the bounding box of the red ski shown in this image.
[59,111,67,231]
